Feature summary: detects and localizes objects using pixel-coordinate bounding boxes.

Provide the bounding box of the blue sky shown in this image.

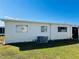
[0,0,79,26]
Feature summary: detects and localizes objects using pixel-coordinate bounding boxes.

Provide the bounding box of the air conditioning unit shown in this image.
[36,36,48,43]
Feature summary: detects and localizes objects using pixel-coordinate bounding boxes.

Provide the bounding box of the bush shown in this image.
[0,45,19,56]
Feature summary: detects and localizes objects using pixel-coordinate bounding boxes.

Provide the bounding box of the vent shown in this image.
[36,36,48,43]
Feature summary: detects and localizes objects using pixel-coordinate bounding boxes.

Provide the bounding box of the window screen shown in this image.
[41,26,47,32]
[58,27,67,32]
[16,25,28,32]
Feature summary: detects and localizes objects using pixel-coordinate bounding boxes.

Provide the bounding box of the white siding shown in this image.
[4,21,72,44]
[51,24,72,40]
[5,21,50,44]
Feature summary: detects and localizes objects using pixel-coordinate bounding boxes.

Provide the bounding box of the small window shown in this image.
[41,26,47,32]
[16,25,28,32]
[58,27,67,32]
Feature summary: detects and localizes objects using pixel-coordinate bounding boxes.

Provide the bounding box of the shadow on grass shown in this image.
[8,39,79,51]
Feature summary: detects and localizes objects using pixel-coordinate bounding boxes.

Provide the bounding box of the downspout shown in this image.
[77,27,79,40]
[3,21,5,44]
[50,24,51,40]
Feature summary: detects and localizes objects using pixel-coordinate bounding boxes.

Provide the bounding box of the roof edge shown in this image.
[0,18,74,26]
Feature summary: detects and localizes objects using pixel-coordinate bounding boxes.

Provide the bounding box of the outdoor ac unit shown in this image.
[36,36,48,43]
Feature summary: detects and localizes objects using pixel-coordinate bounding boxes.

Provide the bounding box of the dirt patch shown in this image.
[0,36,4,44]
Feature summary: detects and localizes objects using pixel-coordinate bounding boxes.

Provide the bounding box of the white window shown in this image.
[41,26,47,32]
[16,25,28,32]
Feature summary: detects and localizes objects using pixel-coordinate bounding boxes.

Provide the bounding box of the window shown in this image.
[0,27,5,34]
[41,26,47,32]
[58,27,67,32]
[16,25,28,32]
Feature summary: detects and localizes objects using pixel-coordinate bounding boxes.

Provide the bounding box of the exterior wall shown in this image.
[51,24,72,40]
[4,21,72,44]
[5,21,50,44]
[78,28,79,35]
[78,28,79,38]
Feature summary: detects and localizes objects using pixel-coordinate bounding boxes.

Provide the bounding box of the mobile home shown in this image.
[1,19,78,44]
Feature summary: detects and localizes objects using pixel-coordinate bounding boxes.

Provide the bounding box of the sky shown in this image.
[0,0,79,26]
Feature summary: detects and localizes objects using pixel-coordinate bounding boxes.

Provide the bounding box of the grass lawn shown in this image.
[0,36,79,59]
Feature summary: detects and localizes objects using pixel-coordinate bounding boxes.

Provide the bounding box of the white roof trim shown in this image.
[0,18,74,26]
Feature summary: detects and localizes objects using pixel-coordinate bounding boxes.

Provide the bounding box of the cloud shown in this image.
[3,16,22,20]
[4,16,15,19]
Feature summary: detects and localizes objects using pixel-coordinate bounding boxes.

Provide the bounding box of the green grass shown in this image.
[0,42,79,59]
[0,36,79,59]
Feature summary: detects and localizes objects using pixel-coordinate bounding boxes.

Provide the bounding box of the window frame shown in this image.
[41,26,47,32]
[58,27,67,32]
[16,25,28,33]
